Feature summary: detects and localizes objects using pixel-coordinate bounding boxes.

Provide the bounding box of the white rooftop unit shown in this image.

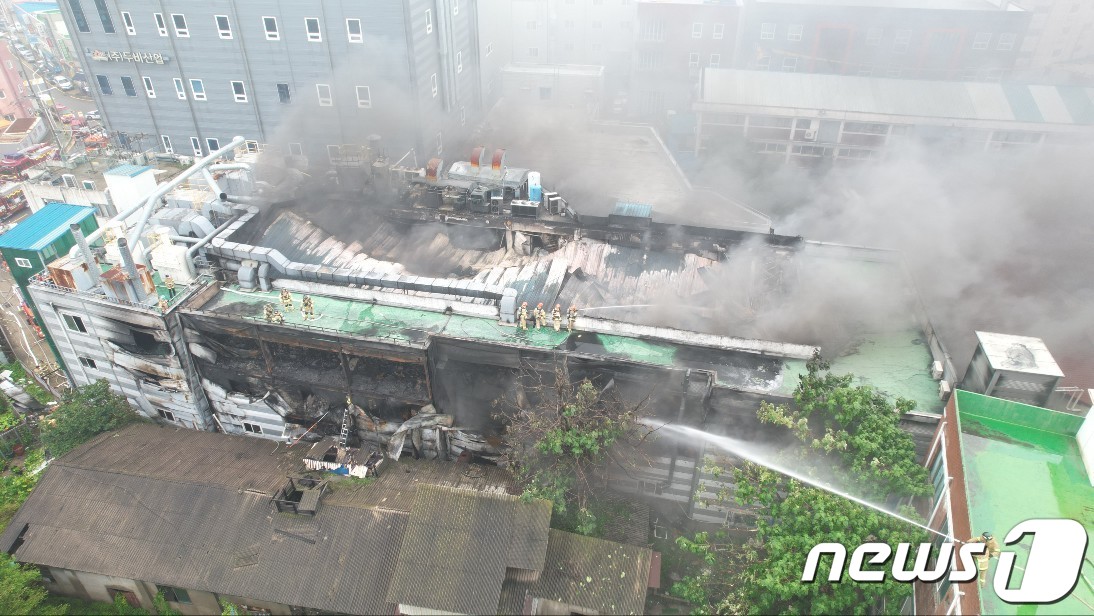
[959,331,1064,407]
[102,164,157,227]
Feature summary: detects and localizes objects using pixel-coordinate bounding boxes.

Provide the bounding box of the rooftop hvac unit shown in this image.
[931,361,943,381]
[61,173,76,188]
[938,380,951,401]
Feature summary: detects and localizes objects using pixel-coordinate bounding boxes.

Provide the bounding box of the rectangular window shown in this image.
[95,75,112,95]
[430,73,438,97]
[436,131,443,155]
[327,144,341,164]
[14,257,33,269]
[453,0,459,15]
[426,9,433,34]
[216,15,232,39]
[277,83,290,103]
[120,76,136,97]
[154,13,167,37]
[157,586,189,604]
[243,422,262,434]
[93,0,115,33]
[761,23,775,40]
[68,0,90,33]
[63,314,87,333]
[356,85,371,108]
[456,51,463,73]
[171,14,188,38]
[459,106,466,125]
[692,23,702,39]
[231,81,247,102]
[288,142,303,156]
[788,24,803,41]
[713,23,724,40]
[207,138,220,152]
[305,17,322,42]
[189,79,205,101]
[486,42,493,56]
[121,11,135,35]
[710,53,721,68]
[688,52,700,68]
[529,47,539,57]
[264,16,279,40]
[998,33,1016,51]
[161,135,173,153]
[783,57,798,72]
[173,78,186,100]
[316,84,332,106]
[973,32,991,50]
[347,18,362,43]
[866,27,882,46]
[79,356,96,369]
[894,29,911,53]
[157,409,175,422]
[190,137,202,157]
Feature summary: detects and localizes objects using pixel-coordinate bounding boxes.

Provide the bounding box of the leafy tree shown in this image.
[0,554,66,615]
[41,380,143,458]
[495,364,649,534]
[674,352,930,614]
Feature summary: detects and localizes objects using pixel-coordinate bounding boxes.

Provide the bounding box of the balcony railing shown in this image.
[28,271,215,313]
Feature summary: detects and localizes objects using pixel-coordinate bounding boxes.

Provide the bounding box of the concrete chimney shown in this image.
[116,238,147,303]
[70,223,100,286]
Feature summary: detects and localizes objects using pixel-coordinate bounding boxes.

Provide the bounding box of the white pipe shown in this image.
[124,136,247,248]
[209,163,251,172]
[201,167,222,196]
[184,213,240,278]
[169,234,200,244]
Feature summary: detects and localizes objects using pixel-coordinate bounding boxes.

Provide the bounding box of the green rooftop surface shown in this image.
[955,389,1094,615]
[198,287,680,369]
[776,329,942,413]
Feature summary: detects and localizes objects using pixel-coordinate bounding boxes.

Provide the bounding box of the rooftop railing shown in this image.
[28,271,215,314]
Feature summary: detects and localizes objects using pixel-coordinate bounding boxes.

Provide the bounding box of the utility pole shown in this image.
[13,58,66,165]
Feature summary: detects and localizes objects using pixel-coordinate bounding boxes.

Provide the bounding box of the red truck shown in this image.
[0,145,54,177]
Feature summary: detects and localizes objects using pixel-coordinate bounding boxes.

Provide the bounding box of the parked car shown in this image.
[53,76,72,91]
[85,109,100,121]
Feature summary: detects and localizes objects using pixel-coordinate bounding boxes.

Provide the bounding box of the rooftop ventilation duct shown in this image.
[70,223,99,286]
[425,158,443,182]
[116,238,147,303]
[470,145,486,170]
[491,148,506,172]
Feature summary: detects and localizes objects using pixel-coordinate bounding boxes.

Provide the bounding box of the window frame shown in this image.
[316,84,333,106]
[288,142,303,156]
[215,15,232,39]
[92,0,115,34]
[157,409,176,423]
[171,13,188,38]
[355,85,371,108]
[710,53,721,68]
[95,74,112,95]
[143,77,155,98]
[14,257,33,269]
[263,16,280,40]
[893,29,911,53]
[426,9,433,34]
[243,422,263,434]
[156,586,189,604]
[973,32,991,50]
[713,23,724,40]
[231,80,247,103]
[997,32,1016,51]
[277,83,291,104]
[190,137,202,157]
[760,23,775,40]
[788,24,803,41]
[78,356,97,369]
[456,51,463,73]
[783,57,798,72]
[121,11,135,35]
[688,52,700,68]
[430,73,438,97]
[189,79,206,101]
[453,0,459,15]
[120,76,137,97]
[692,23,702,39]
[206,138,220,153]
[63,314,87,333]
[161,135,173,153]
[154,13,167,37]
[346,18,362,43]
[866,27,882,46]
[436,131,443,155]
[173,78,186,100]
[68,0,91,33]
[305,17,322,42]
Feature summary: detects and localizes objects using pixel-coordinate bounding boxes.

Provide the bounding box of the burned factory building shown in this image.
[28,138,949,522]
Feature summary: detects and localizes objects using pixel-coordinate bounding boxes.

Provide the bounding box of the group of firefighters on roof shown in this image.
[257,289,315,323]
[518,301,577,333]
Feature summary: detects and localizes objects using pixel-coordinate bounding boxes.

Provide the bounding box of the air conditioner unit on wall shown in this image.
[804,129,818,141]
[931,361,944,380]
[938,380,952,401]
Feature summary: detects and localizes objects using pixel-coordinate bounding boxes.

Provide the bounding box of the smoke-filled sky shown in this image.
[693,141,1094,382]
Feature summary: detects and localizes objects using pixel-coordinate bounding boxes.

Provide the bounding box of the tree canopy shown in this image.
[0,554,65,615]
[41,380,143,458]
[674,353,930,614]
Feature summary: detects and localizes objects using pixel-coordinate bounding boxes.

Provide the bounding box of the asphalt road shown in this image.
[14,54,96,114]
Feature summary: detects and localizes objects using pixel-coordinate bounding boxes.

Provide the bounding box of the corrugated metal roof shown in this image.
[0,202,94,252]
[105,164,152,177]
[612,202,654,218]
[701,70,1094,126]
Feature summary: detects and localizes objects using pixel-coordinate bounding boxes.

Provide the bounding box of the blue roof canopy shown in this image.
[0,203,95,252]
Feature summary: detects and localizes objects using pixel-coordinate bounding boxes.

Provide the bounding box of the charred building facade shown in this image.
[28,140,948,524]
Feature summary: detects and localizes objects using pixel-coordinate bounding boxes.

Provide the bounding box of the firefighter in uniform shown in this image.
[158,296,169,314]
[969,531,1001,587]
[263,303,276,322]
[535,303,546,329]
[280,288,294,310]
[270,309,285,324]
[567,305,578,332]
[518,301,529,330]
[301,295,315,321]
[163,274,176,298]
[552,304,562,332]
